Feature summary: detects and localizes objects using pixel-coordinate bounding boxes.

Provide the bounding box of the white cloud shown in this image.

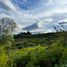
[0,0,67,32]
[54,0,67,5]
[59,18,67,22]
[0,0,36,27]
[0,0,16,11]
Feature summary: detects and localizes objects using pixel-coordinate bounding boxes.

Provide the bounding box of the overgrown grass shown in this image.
[0,42,67,67]
[0,32,67,67]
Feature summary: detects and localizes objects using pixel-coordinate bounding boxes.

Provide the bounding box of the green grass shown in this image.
[0,32,67,67]
[0,43,67,67]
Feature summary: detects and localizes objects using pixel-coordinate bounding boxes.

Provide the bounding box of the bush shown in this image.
[7,43,67,67]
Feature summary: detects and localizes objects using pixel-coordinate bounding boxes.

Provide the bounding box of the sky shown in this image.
[0,0,67,32]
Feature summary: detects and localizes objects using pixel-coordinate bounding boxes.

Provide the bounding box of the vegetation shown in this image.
[0,17,67,67]
[0,40,67,67]
[14,32,67,48]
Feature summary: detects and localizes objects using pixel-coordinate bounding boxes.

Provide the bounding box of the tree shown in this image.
[0,17,17,46]
[0,17,16,35]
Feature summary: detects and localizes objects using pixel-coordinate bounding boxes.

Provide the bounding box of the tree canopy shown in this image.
[0,17,16,39]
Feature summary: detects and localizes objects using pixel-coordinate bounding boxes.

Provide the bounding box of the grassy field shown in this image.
[0,32,67,67]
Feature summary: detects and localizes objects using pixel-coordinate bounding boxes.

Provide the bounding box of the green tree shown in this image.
[0,17,17,46]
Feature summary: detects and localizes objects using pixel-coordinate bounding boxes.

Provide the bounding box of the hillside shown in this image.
[14,32,67,49]
[0,32,67,67]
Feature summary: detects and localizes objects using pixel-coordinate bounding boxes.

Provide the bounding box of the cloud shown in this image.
[0,0,16,11]
[0,0,67,32]
[59,18,67,22]
[0,0,36,27]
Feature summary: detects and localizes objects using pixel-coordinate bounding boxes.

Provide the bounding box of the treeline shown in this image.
[14,31,67,39]
[13,32,67,49]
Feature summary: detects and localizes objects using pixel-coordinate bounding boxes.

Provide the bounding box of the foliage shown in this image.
[0,17,16,46]
[7,42,67,67]
[0,17,16,35]
[0,42,66,67]
[13,32,67,48]
[0,31,67,67]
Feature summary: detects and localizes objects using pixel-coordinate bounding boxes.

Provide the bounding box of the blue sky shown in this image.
[0,0,67,32]
[11,0,41,10]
